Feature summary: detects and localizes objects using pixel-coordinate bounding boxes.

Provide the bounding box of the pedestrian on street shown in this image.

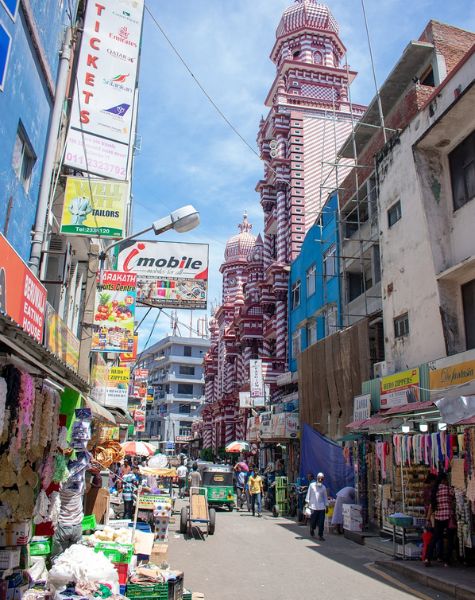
[189,462,202,492]
[122,461,137,519]
[305,472,328,541]
[331,486,355,534]
[236,466,249,511]
[249,467,264,517]
[425,472,456,567]
[177,462,188,498]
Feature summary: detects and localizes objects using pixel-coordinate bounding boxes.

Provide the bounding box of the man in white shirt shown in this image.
[177,463,188,498]
[305,472,328,541]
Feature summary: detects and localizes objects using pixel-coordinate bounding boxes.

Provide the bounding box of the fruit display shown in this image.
[94,293,134,322]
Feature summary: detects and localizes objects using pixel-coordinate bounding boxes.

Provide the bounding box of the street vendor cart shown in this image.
[180,487,216,537]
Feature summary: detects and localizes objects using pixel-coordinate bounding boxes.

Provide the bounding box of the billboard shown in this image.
[117,240,209,309]
[91,364,130,410]
[380,368,419,408]
[60,177,128,238]
[0,234,47,343]
[64,0,144,179]
[44,304,80,372]
[91,271,136,353]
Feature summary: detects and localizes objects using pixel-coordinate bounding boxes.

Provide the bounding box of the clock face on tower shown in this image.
[228,276,237,286]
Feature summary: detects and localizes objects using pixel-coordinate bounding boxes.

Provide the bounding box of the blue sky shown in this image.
[132,0,475,348]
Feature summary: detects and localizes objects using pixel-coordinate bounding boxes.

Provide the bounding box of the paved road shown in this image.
[168,502,450,600]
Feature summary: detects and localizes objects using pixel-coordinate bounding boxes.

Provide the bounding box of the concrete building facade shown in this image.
[141,336,209,446]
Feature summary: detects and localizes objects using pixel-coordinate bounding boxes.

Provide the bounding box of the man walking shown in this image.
[122,462,137,519]
[188,463,202,490]
[305,472,328,541]
[248,467,264,517]
[177,462,188,498]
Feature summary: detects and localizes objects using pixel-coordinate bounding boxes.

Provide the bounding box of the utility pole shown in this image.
[30,27,73,275]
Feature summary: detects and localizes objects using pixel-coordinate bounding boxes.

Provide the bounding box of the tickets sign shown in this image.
[0,234,47,342]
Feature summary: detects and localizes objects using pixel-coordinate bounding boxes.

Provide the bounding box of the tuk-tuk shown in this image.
[202,464,235,511]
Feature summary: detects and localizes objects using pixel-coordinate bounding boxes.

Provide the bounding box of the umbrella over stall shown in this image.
[225,441,250,453]
[121,440,157,457]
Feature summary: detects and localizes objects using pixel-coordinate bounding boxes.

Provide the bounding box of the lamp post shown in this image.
[99,204,200,280]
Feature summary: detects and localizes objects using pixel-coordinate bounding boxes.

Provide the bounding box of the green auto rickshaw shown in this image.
[202,464,235,511]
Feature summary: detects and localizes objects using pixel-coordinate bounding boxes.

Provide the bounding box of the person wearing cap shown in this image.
[305,472,328,541]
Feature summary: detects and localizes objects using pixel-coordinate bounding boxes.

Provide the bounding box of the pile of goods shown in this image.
[92,441,124,469]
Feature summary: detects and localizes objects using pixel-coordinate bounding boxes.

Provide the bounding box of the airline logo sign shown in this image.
[117,240,209,309]
[64,0,144,179]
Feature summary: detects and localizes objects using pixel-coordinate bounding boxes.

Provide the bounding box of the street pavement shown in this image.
[168,501,451,600]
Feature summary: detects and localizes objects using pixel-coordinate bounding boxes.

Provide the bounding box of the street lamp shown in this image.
[99,204,200,279]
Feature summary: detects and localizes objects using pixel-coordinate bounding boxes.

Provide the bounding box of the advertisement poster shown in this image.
[353,393,372,422]
[117,240,209,309]
[119,334,138,364]
[134,408,145,433]
[380,368,419,408]
[60,177,128,238]
[249,359,265,406]
[91,364,130,410]
[92,270,136,353]
[0,234,47,342]
[44,303,80,372]
[64,0,144,178]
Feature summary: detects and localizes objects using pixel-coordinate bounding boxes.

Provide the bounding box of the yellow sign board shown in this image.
[60,176,128,238]
[429,360,475,390]
[381,368,419,392]
[380,368,419,408]
[108,367,130,384]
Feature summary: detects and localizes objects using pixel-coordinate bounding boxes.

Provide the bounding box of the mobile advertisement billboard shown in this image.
[117,240,209,309]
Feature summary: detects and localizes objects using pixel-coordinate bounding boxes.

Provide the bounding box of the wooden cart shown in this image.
[180,487,216,537]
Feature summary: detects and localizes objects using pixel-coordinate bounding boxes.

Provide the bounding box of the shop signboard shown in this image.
[60,177,128,238]
[175,435,192,443]
[91,270,136,353]
[353,393,371,422]
[117,240,209,309]
[44,303,80,372]
[429,356,475,399]
[119,334,138,364]
[134,368,149,381]
[380,368,419,408]
[249,359,265,406]
[64,0,144,179]
[239,391,252,409]
[286,413,299,438]
[259,412,273,440]
[0,234,47,343]
[247,416,260,442]
[134,408,145,433]
[91,365,130,410]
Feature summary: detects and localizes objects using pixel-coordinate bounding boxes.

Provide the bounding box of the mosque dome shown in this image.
[224,213,256,263]
[277,0,339,38]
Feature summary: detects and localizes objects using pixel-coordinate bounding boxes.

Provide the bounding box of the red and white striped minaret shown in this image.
[257,0,365,384]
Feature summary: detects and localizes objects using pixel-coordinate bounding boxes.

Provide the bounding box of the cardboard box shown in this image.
[0,549,21,570]
[0,522,32,547]
[150,543,168,564]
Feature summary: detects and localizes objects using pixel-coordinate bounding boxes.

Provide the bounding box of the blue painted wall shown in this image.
[0,1,75,261]
[289,193,341,372]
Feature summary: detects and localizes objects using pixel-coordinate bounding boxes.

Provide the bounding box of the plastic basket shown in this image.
[82,514,97,531]
[128,522,152,533]
[94,542,134,564]
[388,515,413,528]
[126,582,168,598]
[29,538,51,556]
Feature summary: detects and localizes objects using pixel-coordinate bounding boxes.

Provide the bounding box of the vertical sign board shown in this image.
[353,393,371,423]
[0,234,47,342]
[0,22,11,92]
[64,0,144,179]
[117,240,209,309]
[249,359,265,407]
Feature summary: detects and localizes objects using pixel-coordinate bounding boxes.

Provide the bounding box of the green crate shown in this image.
[82,514,97,531]
[183,593,192,600]
[30,538,51,556]
[126,583,168,598]
[94,542,134,564]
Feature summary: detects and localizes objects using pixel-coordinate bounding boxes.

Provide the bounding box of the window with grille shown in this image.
[12,123,36,193]
[306,264,316,297]
[450,130,475,211]
[323,245,337,279]
[387,200,402,228]
[394,313,409,338]
[291,280,301,309]
[307,321,317,347]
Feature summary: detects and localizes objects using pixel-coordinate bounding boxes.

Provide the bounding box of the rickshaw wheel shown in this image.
[180,506,188,534]
[209,508,216,535]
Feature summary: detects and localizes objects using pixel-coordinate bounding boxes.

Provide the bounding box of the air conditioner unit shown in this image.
[270,149,278,158]
[373,361,388,379]
[42,234,72,285]
[269,139,278,149]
